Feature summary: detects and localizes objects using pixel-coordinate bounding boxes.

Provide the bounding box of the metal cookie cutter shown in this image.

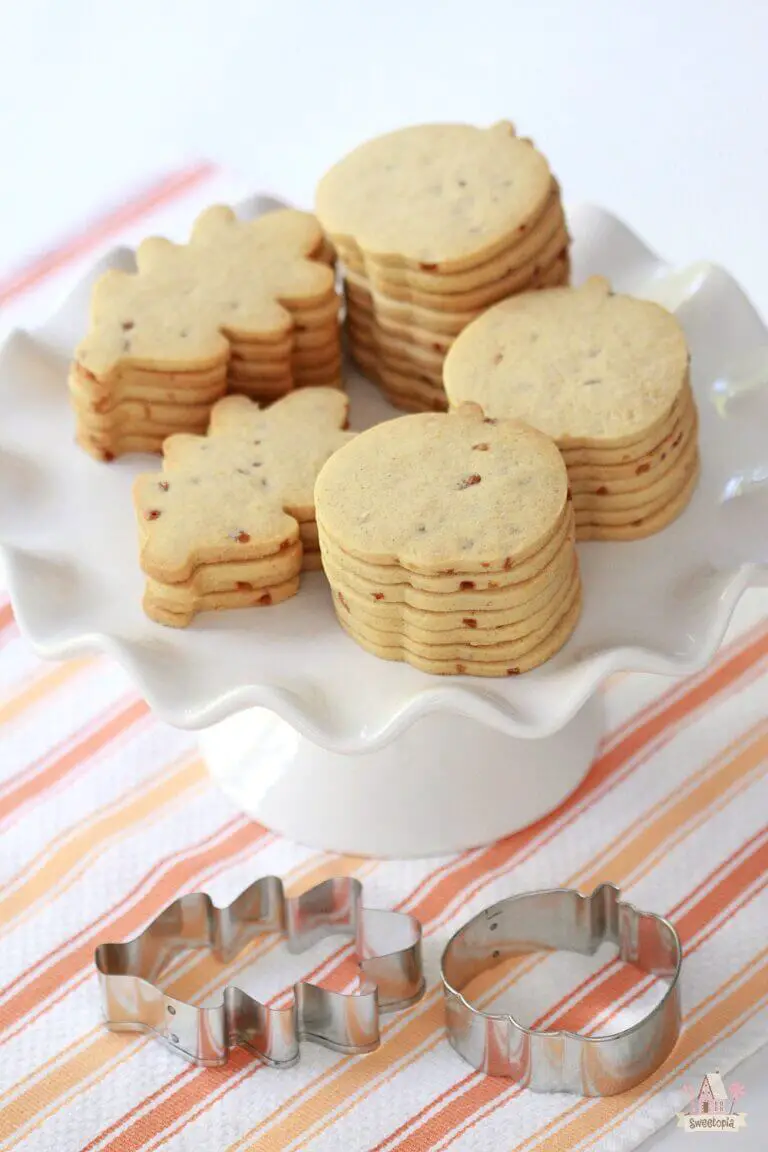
[441,883,682,1096]
[95,875,424,1068]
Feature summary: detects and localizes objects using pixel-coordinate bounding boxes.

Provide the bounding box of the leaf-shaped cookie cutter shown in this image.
[95,875,424,1068]
[441,883,682,1095]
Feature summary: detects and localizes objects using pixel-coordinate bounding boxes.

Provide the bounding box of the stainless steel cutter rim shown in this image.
[440,882,682,1096]
[443,908,682,1045]
[95,874,424,1068]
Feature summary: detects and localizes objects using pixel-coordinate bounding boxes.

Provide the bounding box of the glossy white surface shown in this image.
[201,696,603,856]
[1,201,767,755]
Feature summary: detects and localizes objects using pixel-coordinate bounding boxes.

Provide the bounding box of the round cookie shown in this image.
[315,404,570,574]
[355,228,568,312]
[335,189,565,294]
[578,459,701,540]
[571,435,699,514]
[323,552,577,632]
[317,507,573,596]
[349,349,449,413]
[443,276,691,450]
[315,122,554,272]
[562,399,697,478]
[339,570,580,660]
[337,582,582,677]
[345,252,570,339]
[444,273,690,444]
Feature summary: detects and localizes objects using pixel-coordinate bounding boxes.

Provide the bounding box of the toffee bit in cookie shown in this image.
[483,417,497,425]
[229,530,250,543]
[313,399,579,675]
[337,590,350,612]
[235,581,253,591]
[121,321,134,331]
[415,524,427,533]
[596,486,609,496]
[506,667,521,675]
[158,480,169,491]
[492,352,504,366]
[582,378,600,387]
[259,592,273,606]
[144,509,161,521]
[419,262,438,272]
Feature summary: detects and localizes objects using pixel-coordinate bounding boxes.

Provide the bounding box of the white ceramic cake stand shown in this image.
[1,198,766,856]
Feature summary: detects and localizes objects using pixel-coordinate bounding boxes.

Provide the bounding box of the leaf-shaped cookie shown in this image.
[78,206,337,376]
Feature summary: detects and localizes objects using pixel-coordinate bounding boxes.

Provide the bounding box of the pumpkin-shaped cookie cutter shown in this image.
[441,883,682,1095]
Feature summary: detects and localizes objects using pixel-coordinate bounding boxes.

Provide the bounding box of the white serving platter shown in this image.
[1,199,766,854]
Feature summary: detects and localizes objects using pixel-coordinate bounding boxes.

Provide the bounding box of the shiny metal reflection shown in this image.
[95,875,424,1068]
[441,883,682,1096]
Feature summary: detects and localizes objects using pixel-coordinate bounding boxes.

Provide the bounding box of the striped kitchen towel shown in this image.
[0,174,767,1151]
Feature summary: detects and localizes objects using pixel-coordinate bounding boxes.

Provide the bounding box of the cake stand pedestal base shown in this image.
[199,694,604,857]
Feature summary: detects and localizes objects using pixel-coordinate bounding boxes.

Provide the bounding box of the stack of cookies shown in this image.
[134,388,354,626]
[73,206,342,461]
[315,404,581,676]
[315,121,568,413]
[444,277,699,540]
[135,471,304,628]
